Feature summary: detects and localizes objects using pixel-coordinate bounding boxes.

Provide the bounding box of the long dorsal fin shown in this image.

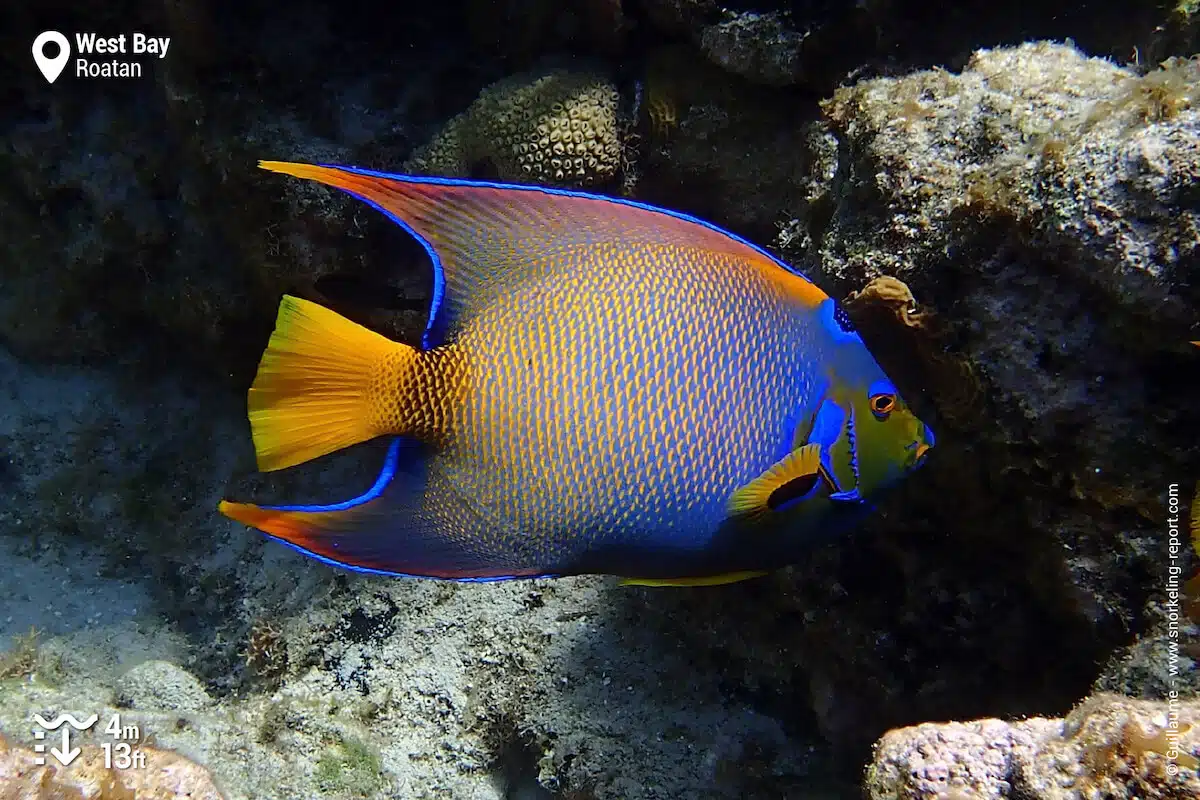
[259,161,824,348]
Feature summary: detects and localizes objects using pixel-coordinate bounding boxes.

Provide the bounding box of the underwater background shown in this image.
[1,0,1198,797]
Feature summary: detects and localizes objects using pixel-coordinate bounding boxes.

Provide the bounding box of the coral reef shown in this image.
[637,0,832,86]
[697,10,808,87]
[866,694,1200,799]
[809,43,1198,309]
[404,68,626,189]
[778,41,1200,640]
[867,716,1062,799]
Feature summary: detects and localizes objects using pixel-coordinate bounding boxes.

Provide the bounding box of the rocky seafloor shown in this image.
[1,1,1198,798]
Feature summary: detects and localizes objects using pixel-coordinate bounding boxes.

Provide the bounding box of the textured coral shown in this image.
[867,695,1200,799]
[405,69,625,188]
[638,1,818,86]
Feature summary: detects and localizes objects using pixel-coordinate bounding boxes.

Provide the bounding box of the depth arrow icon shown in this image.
[50,727,80,765]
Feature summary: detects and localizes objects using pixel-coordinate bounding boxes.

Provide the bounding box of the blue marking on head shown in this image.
[818,298,862,344]
[810,399,845,450]
[868,379,897,398]
[808,399,846,492]
[314,163,817,348]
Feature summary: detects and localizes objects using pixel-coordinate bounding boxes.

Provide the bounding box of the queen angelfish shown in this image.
[218,161,935,585]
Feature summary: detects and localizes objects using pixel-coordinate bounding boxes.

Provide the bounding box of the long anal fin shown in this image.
[220,440,553,581]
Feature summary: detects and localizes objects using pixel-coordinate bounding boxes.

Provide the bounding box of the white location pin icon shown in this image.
[32,31,70,84]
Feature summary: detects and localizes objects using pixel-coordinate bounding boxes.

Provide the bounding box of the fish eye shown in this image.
[869,393,895,420]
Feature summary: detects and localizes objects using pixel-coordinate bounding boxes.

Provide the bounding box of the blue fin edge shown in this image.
[307,185,449,350]
[313,163,816,349]
[254,437,561,582]
[260,436,405,513]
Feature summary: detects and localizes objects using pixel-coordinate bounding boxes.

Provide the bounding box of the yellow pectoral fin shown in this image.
[619,571,770,587]
[727,443,829,518]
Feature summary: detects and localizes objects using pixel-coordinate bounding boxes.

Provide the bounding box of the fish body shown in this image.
[219,162,934,583]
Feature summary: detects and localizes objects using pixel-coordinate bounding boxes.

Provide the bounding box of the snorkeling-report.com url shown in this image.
[1163,482,1189,777]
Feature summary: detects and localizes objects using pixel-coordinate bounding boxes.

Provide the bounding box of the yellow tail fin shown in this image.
[247,295,414,471]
